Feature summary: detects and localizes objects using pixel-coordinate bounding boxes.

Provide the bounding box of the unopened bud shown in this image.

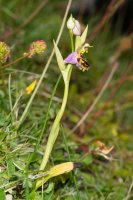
[67,16,81,36]
[67,15,75,29]
[72,20,81,36]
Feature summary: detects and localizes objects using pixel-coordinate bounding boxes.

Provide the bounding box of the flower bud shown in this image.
[67,16,81,36]
[0,41,11,64]
[72,20,81,36]
[67,15,75,29]
[28,40,47,58]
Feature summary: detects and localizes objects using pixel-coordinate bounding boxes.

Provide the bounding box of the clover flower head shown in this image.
[64,43,90,72]
[28,40,47,58]
[67,16,81,36]
[0,41,11,64]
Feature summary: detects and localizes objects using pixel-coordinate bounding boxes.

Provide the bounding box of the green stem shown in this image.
[8,74,13,111]
[8,74,13,125]
[69,30,74,51]
[35,66,72,189]
[40,81,69,170]
[12,93,23,112]
[25,75,61,171]
[7,93,23,122]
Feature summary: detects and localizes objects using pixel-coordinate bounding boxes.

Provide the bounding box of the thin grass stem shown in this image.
[35,66,72,189]
[8,74,13,124]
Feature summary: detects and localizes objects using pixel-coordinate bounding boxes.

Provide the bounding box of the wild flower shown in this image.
[36,15,93,189]
[28,40,47,58]
[64,43,92,71]
[25,80,37,94]
[0,41,11,64]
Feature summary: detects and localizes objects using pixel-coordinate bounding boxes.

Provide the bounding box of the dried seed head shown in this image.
[28,40,47,58]
[0,41,11,64]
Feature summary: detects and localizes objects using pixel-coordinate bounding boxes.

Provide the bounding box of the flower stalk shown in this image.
[35,15,90,190]
[39,81,70,171]
[36,65,72,189]
[69,30,74,52]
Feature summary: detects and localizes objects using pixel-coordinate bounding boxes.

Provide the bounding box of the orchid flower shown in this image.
[64,43,92,72]
[36,16,93,190]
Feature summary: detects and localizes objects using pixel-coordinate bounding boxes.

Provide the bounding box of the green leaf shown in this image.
[0,131,6,144]
[82,155,93,165]
[0,189,5,200]
[43,182,54,200]
[6,158,15,178]
[81,25,88,45]
[53,41,65,72]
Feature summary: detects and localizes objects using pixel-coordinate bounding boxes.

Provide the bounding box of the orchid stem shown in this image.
[69,30,74,51]
[35,65,72,189]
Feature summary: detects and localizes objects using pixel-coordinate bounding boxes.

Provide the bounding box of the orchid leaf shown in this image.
[81,25,88,45]
[48,162,74,178]
[36,162,74,187]
[53,41,65,72]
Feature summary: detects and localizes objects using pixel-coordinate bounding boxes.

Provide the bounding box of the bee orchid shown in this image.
[64,43,92,71]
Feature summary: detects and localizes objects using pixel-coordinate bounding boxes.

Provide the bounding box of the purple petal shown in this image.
[73,20,81,36]
[64,52,78,64]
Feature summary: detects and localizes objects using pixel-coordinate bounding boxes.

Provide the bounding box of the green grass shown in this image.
[0,0,133,199]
